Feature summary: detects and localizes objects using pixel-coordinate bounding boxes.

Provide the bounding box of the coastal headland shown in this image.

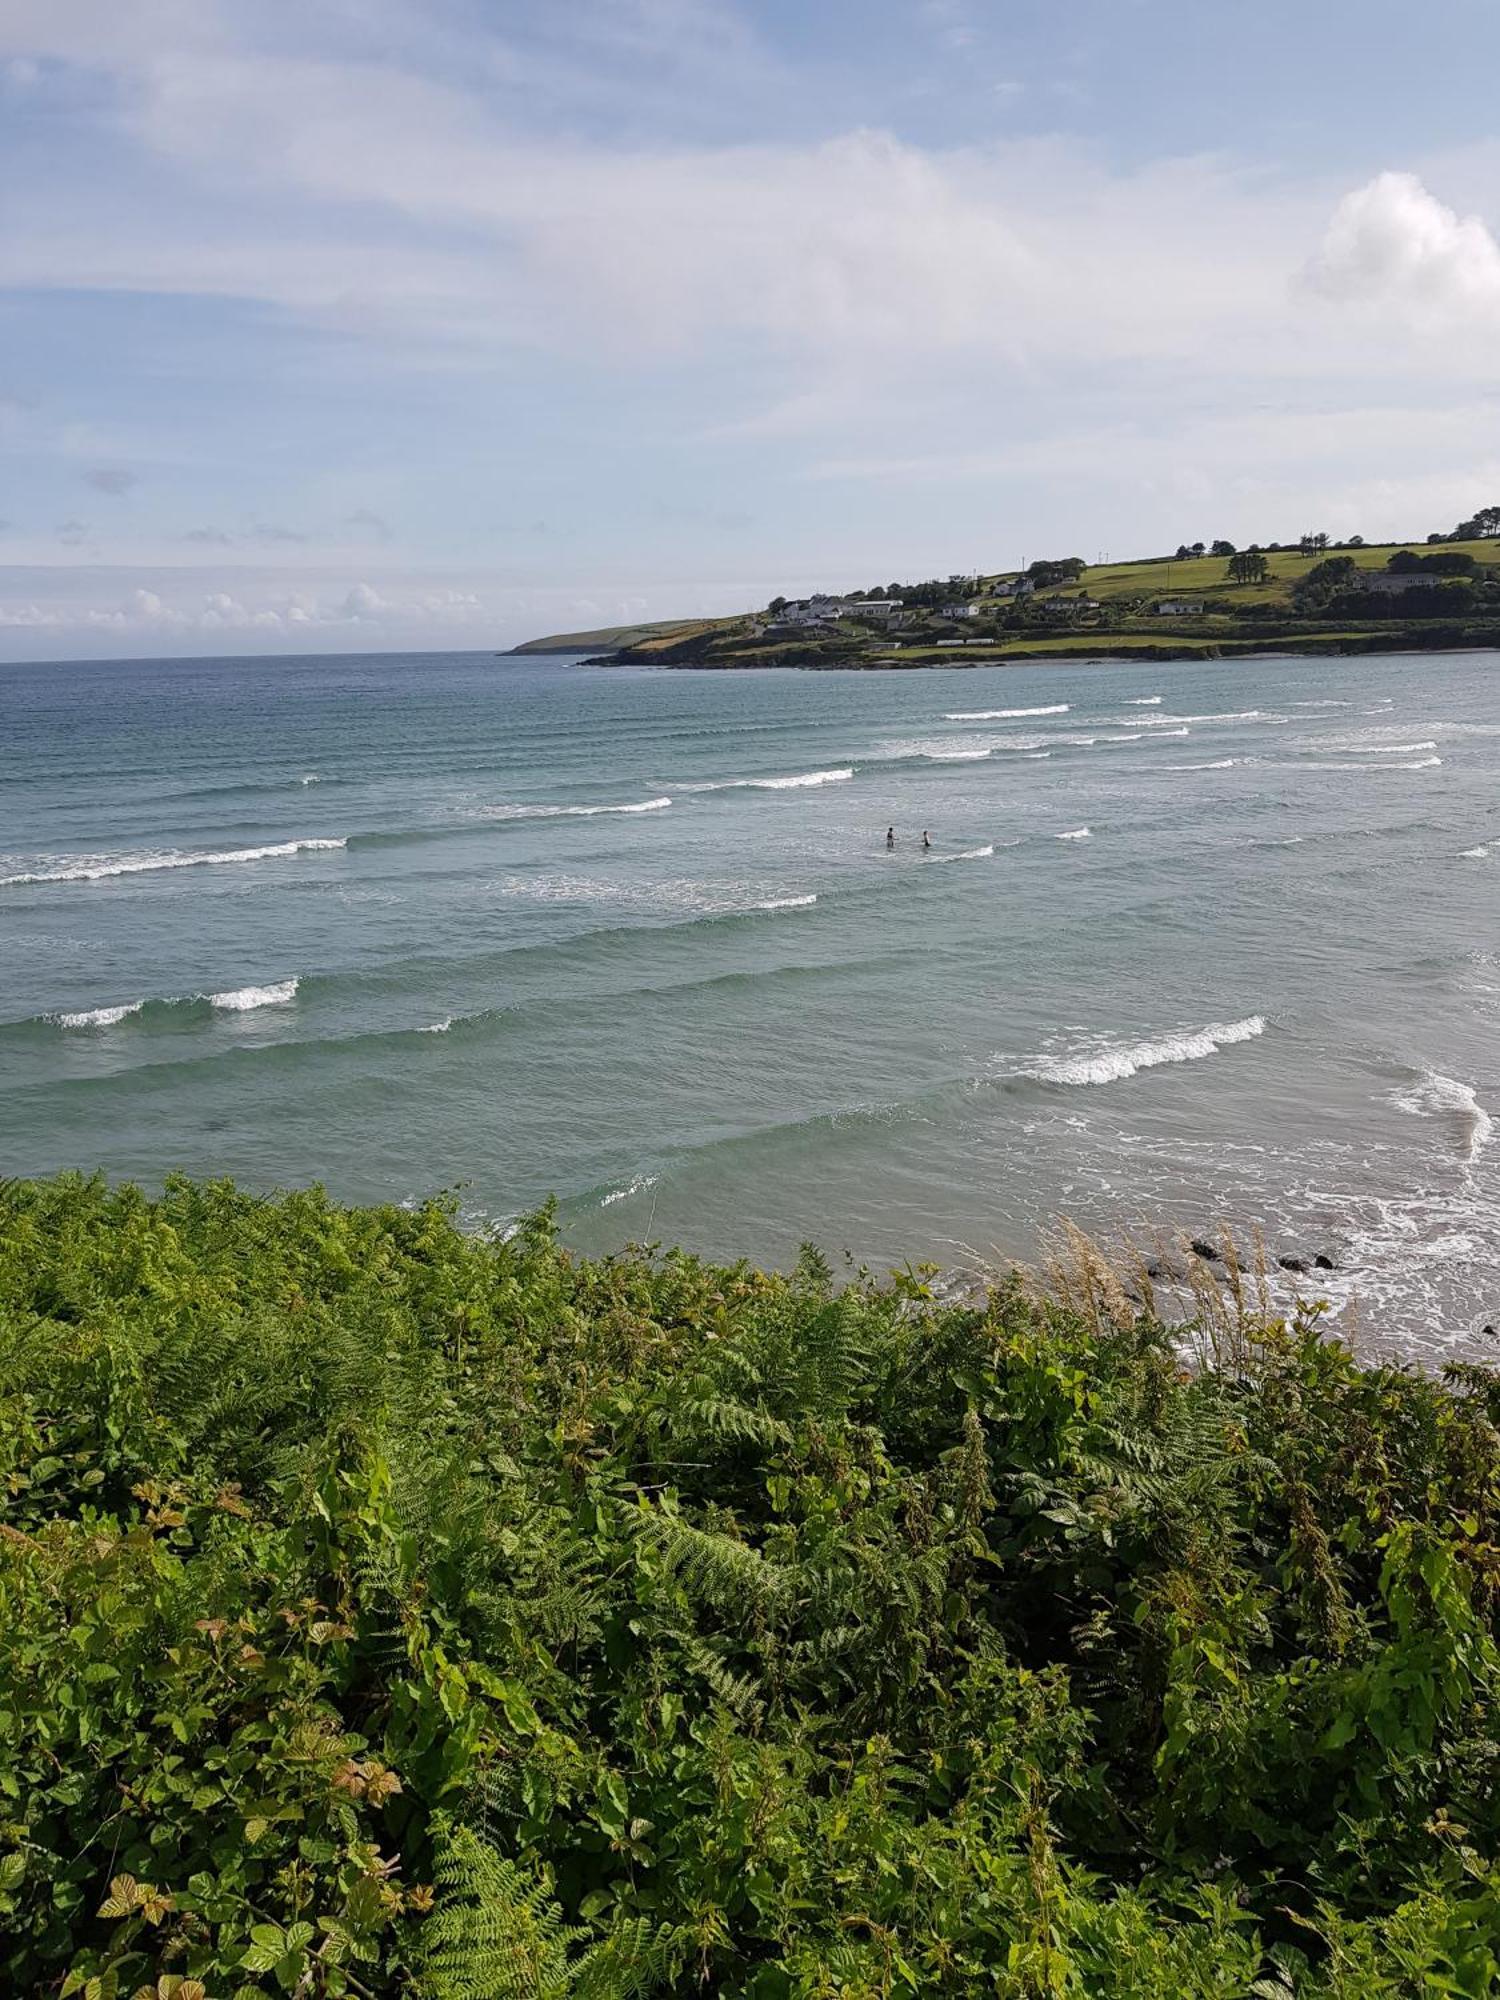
[514,514,1500,668]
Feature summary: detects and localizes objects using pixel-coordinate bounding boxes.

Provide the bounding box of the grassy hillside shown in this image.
[510,616,741,655]
[1038,539,1500,610]
[508,529,1500,670]
[5,1173,1500,1997]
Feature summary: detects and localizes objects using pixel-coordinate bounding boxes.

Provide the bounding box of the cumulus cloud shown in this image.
[1308,171,1500,325]
[85,463,138,494]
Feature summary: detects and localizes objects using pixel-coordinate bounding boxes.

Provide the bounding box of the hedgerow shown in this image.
[2,1173,1498,1997]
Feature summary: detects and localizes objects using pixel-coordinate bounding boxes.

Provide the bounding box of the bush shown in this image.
[3,1175,1500,1997]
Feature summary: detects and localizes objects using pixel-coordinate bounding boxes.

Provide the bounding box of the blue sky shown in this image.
[4,0,1500,657]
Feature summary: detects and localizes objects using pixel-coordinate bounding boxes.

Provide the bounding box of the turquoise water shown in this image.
[4,648,1500,1356]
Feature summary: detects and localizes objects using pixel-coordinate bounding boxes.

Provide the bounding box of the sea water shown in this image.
[4,647,1500,1358]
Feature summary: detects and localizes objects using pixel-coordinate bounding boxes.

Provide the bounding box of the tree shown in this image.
[1293,555,1358,609]
[1191,541,1206,557]
[1175,544,1192,560]
[1299,531,1331,552]
[1211,539,1236,558]
[767,596,788,614]
[1227,551,1269,585]
[1451,505,1500,540]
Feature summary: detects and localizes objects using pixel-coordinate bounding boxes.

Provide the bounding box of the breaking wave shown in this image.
[1056,827,1091,840]
[1461,845,1490,859]
[944,704,1069,720]
[209,979,299,1011]
[929,844,995,863]
[1125,696,1163,705]
[1019,1014,1266,1088]
[751,894,818,910]
[601,1173,660,1208]
[51,1001,146,1029]
[0,837,347,887]
[481,797,672,818]
[1392,1070,1492,1163]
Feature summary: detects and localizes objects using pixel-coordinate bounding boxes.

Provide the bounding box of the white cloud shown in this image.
[1307,170,1500,326]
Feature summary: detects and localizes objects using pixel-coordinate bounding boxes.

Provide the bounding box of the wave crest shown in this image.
[1,837,346,887]
[1022,1015,1266,1088]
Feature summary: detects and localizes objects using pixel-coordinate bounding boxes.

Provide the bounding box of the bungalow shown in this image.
[1041,595,1100,618]
[1361,571,1447,595]
[987,576,1035,600]
[1155,599,1206,616]
[940,602,981,620]
[848,598,906,623]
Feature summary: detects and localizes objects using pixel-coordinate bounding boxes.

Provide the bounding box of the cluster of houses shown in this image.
[764,570,1113,641]
[767,594,907,633]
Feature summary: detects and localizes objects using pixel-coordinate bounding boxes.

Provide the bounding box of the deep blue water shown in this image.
[4,646,1500,1357]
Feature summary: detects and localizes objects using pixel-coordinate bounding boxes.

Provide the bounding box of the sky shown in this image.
[3,0,1500,659]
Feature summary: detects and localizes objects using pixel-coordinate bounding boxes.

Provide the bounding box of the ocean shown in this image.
[3,646,1499,1360]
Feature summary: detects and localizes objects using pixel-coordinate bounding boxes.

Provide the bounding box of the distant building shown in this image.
[849,599,906,623]
[1361,571,1445,595]
[940,602,980,620]
[987,576,1035,600]
[1155,599,1206,616]
[1041,595,1100,618]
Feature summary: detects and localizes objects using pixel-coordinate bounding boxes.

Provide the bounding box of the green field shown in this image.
[1026,539,1500,610]
[509,616,739,655]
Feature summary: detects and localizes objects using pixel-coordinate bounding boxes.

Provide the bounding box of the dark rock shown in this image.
[1313,1254,1335,1272]
[1190,1238,1220,1262]
[1278,1255,1310,1274]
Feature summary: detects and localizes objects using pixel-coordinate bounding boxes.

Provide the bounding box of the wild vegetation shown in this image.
[4,1174,1500,1997]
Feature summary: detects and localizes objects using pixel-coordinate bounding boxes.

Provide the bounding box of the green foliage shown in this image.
[4,1173,1500,1996]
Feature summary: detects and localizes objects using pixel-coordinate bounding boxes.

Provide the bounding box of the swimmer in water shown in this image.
[886,826,895,849]
[922,830,931,851]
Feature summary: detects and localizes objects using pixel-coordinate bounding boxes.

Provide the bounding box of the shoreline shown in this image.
[587,636,1500,671]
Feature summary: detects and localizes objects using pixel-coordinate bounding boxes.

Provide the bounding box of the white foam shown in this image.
[1099,728,1190,746]
[1291,757,1442,773]
[1125,696,1164,705]
[52,1001,145,1029]
[601,1173,659,1208]
[922,748,994,762]
[930,844,995,863]
[483,797,672,818]
[945,704,1069,720]
[1170,758,1238,771]
[209,979,299,1011]
[1462,845,1490,859]
[1293,699,1354,708]
[1024,752,1051,760]
[299,773,321,785]
[752,769,852,789]
[682,769,853,793]
[419,1017,455,1034]
[1,837,347,887]
[1336,741,1437,755]
[1056,827,1092,840]
[1024,1014,1266,1087]
[1392,1071,1492,1163]
[753,894,818,910]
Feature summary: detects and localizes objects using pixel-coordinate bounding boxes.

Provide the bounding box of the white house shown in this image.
[847,598,906,623]
[1361,571,1448,595]
[1155,599,1206,616]
[987,576,1035,600]
[1041,595,1100,618]
[940,602,981,620]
